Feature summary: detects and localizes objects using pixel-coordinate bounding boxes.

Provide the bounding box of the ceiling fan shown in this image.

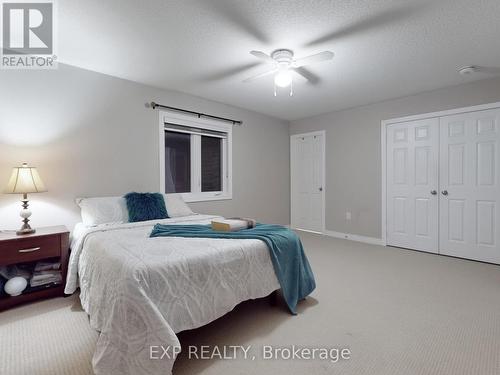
[199,1,428,97]
[243,49,334,96]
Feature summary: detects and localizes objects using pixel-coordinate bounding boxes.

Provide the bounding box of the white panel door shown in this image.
[386,119,439,253]
[291,132,325,233]
[439,108,500,263]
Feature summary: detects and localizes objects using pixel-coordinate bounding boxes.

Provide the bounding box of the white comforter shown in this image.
[65,214,280,375]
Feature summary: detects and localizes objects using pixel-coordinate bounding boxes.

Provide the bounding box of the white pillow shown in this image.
[76,196,129,226]
[163,194,194,217]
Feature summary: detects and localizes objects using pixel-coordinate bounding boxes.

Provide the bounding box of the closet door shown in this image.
[387,119,439,253]
[439,108,500,263]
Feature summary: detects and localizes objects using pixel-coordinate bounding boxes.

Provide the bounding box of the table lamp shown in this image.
[4,163,47,235]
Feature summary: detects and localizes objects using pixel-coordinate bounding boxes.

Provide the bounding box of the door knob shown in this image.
[441,190,448,196]
[430,190,437,195]
[319,187,323,192]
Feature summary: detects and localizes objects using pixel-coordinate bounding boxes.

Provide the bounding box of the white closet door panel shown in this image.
[439,108,500,264]
[386,119,439,253]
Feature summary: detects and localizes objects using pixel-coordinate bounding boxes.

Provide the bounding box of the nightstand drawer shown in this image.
[0,235,61,265]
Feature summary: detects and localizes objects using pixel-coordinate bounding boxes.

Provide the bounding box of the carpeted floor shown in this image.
[1,232,499,375]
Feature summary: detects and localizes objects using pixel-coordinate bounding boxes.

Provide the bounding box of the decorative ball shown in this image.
[20,209,32,219]
[4,277,28,296]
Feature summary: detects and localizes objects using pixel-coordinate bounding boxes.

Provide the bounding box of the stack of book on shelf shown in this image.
[30,261,62,288]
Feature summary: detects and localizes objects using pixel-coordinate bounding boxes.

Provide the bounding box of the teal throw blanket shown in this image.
[150,223,316,314]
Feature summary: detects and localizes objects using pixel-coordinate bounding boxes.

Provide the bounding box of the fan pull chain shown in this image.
[274,82,277,97]
[289,80,294,96]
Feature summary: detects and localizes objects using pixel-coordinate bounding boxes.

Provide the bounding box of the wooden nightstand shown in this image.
[0,226,69,311]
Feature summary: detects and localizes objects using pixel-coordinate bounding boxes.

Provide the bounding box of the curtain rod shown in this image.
[150,102,243,126]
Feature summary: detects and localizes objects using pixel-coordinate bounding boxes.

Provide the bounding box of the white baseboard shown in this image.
[323,230,384,246]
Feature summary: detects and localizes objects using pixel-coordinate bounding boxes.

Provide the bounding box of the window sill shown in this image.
[182,193,233,203]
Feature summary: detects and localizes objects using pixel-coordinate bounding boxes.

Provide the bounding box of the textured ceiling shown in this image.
[58,0,500,120]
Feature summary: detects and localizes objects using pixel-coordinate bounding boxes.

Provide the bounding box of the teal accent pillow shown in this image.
[124,192,169,222]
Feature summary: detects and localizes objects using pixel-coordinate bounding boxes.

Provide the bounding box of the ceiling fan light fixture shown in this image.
[274,69,293,88]
[245,48,333,95]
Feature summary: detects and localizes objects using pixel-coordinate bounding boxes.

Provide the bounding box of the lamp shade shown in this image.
[4,163,47,194]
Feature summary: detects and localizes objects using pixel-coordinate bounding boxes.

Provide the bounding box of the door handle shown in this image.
[441,190,448,196]
[319,187,323,192]
[430,190,437,195]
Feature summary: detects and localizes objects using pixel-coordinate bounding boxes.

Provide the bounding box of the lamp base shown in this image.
[17,195,35,235]
[17,227,36,236]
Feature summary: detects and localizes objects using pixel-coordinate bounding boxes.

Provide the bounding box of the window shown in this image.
[201,136,222,192]
[165,131,191,193]
[160,112,232,202]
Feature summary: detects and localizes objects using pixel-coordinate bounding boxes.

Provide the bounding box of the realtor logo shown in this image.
[1,1,57,69]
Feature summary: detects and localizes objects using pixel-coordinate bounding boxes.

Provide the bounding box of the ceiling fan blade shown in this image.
[199,62,261,82]
[305,3,427,47]
[243,68,277,83]
[291,67,320,85]
[199,0,269,43]
[476,66,500,75]
[293,51,334,68]
[250,50,276,64]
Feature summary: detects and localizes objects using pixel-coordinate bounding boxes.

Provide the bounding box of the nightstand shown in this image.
[0,226,69,311]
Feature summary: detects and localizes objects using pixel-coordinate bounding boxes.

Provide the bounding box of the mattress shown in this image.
[65,214,280,375]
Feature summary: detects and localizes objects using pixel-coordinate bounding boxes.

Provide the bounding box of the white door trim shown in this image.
[383,101,500,126]
[290,130,326,234]
[381,101,500,247]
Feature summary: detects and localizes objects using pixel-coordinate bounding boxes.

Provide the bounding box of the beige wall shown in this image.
[2,64,499,238]
[0,64,290,231]
[290,77,500,239]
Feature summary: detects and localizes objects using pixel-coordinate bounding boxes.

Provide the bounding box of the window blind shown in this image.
[164,123,227,138]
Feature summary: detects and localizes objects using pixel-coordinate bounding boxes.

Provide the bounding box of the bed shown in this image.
[65,213,281,375]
